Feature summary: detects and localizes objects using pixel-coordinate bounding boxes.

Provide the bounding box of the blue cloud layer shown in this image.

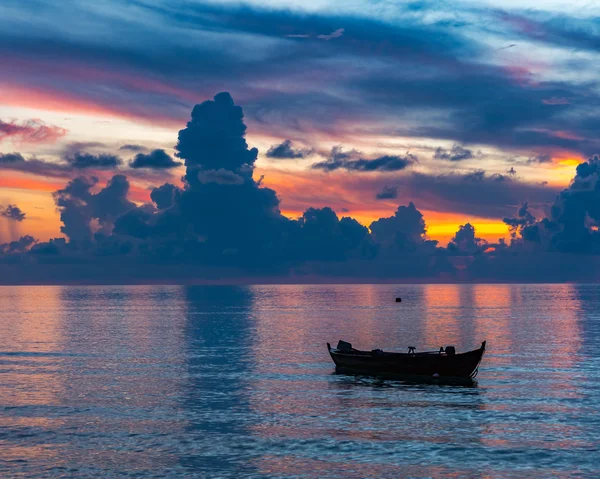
[1,1,598,156]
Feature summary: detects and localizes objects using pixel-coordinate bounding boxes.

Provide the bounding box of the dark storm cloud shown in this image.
[369,202,437,252]
[176,92,258,179]
[107,92,298,269]
[0,204,26,222]
[297,207,370,261]
[447,223,486,254]
[129,149,182,169]
[4,92,600,282]
[504,155,600,253]
[35,93,392,270]
[0,235,36,255]
[313,147,417,172]
[197,168,245,185]
[53,177,97,243]
[28,238,66,256]
[266,140,313,159]
[150,183,179,210]
[434,145,474,162]
[53,175,135,244]
[547,155,600,252]
[65,152,122,169]
[503,201,537,239]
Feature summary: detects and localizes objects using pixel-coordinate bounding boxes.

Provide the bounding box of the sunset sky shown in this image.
[1,0,599,246]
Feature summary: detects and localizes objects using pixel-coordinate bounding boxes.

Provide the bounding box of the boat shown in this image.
[327,340,486,380]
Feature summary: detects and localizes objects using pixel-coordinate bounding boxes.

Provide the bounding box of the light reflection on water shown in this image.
[1,284,599,478]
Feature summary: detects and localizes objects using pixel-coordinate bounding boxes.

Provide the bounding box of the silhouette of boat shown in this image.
[327,340,486,380]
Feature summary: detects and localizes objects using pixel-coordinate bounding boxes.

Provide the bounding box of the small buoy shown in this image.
[395,297,402,302]
[432,373,440,378]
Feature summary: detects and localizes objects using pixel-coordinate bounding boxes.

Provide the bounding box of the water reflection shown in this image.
[179,285,258,476]
[1,284,599,478]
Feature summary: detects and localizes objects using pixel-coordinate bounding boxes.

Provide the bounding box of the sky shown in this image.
[1,0,599,282]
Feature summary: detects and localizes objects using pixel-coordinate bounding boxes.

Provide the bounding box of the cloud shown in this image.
[44,93,415,270]
[509,153,552,165]
[406,171,556,218]
[317,28,344,40]
[0,152,26,165]
[263,164,560,222]
[62,142,107,157]
[375,186,398,200]
[109,92,296,268]
[0,150,128,179]
[434,145,474,162]
[29,238,67,256]
[0,204,26,222]
[498,11,600,54]
[65,152,122,169]
[298,207,369,261]
[365,170,557,219]
[198,168,245,185]
[53,175,135,244]
[53,177,97,244]
[0,119,66,144]
[129,149,182,169]
[266,140,313,159]
[120,144,147,152]
[505,155,600,253]
[369,202,436,252]
[312,147,417,172]
[3,92,600,283]
[534,154,552,163]
[542,97,570,105]
[548,155,600,252]
[176,92,258,181]
[150,183,179,210]
[0,152,72,178]
[447,223,486,254]
[0,235,36,255]
[503,201,537,239]
[2,1,598,158]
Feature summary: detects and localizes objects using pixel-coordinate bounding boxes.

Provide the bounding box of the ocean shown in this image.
[1,284,599,478]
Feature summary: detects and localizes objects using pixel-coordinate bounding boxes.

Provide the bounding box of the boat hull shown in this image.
[328,341,486,379]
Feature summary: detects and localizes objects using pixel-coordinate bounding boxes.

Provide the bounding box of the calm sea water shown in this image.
[1,284,599,478]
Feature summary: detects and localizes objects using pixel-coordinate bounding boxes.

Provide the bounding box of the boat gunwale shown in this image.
[327,341,486,359]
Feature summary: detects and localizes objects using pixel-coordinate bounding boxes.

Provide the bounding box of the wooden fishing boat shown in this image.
[327,340,486,379]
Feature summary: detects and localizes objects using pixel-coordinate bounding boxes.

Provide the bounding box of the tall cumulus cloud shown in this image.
[6,92,600,282]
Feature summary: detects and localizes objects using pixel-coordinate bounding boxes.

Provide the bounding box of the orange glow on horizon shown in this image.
[0,165,513,246]
[557,157,583,167]
[280,207,509,245]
